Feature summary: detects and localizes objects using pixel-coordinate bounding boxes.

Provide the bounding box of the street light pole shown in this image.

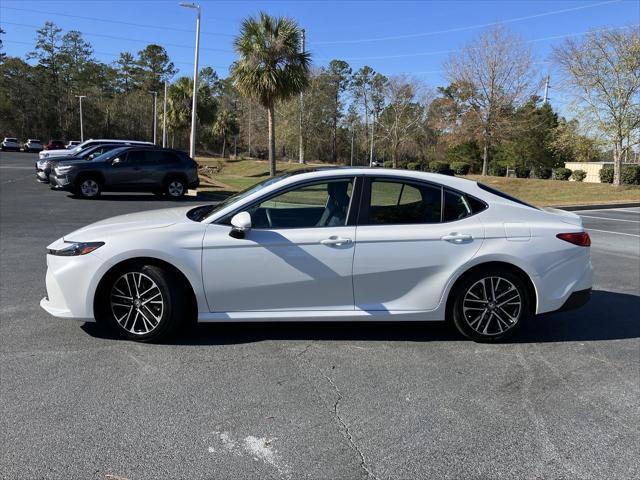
[163,80,168,148]
[298,28,305,164]
[75,95,86,142]
[150,91,158,144]
[180,2,201,159]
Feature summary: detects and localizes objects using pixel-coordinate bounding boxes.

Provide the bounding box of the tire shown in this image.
[451,268,529,342]
[165,177,186,198]
[76,176,102,198]
[96,264,186,342]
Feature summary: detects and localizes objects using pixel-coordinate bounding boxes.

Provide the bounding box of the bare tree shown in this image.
[445,26,538,175]
[378,76,425,168]
[553,28,640,185]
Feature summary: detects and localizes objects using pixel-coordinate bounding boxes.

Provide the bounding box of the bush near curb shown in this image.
[533,165,552,179]
[489,164,507,177]
[383,160,394,168]
[553,167,572,181]
[599,166,614,183]
[450,161,471,175]
[429,161,450,172]
[515,166,531,178]
[621,165,640,185]
[571,169,587,182]
[406,162,422,171]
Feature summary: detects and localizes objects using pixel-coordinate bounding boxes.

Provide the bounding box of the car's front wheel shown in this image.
[97,264,185,342]
[165,177,186,198]
[451,269,529,342]
[76,176,102,198]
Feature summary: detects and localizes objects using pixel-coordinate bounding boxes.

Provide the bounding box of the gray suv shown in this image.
[49,146,200,198]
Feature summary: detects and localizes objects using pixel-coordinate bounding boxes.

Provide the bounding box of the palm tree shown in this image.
[230,12,310,176]
[212,109,239,158]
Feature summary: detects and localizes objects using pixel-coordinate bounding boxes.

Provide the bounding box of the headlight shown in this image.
[54,165,73,175]
[47,241,104,256]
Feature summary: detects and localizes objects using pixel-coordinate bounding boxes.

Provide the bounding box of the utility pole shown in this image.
[150,91,158,144]
[350,126,355,167]
[298,28,305,164]
[162,80,168,148]
[248,101,252,157]
[180,2,201,159]
[543,75,550,104]
[233,99,238,158]
[75,95,86,142]
[369,114,375,167]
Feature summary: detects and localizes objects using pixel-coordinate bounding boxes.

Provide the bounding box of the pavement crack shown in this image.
[293,342,378,480]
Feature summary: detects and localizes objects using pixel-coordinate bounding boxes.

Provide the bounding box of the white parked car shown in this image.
[39,138,153,160]
[24,139,44,152]
[41,168,592,342]
[66,140,81,149]
[1,137,20,151]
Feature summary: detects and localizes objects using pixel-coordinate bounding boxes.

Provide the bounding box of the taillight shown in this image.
[556,232,591,247]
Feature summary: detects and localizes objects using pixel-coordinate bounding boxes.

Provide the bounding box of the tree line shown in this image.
[0,18,638,184]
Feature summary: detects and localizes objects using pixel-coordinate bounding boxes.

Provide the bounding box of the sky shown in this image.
[1,0,639,110]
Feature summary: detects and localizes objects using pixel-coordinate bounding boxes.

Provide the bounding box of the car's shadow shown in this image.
[81,290,640,345]
[65,191,233,202]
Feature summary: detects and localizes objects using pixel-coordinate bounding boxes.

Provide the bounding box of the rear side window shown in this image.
[127,150,147,164]
[365,180,442,225]
[443,189,487,221]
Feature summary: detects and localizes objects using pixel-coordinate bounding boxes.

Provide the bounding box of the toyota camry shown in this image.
[40,168,592,342]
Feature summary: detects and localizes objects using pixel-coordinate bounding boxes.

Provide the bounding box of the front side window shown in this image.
[249,179,354,229]
[365,180,441,225]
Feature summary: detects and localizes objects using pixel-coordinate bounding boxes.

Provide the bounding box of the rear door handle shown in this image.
[321,236,352,246]
[441,233,473,243]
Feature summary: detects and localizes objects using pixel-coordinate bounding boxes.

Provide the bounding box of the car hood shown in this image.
[42,149,80,158]
[60,206,196,242]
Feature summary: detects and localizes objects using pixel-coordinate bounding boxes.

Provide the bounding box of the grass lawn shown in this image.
[197,157,640,207]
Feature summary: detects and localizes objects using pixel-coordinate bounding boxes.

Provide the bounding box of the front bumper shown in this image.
[49,172,73,189]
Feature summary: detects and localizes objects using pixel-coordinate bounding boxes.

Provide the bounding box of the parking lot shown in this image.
[1,151,639,479]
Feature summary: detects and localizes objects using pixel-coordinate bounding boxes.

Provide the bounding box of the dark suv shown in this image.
[48,146,200,198]
[36,143,129,183]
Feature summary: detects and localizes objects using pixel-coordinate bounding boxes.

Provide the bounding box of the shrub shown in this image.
[553,167,572,181]
[621,165,640,185]
[428,160,450,172]
[571,169,587,182]
[383,160,394,168]
[599,166,614,183]
[450,161,471,175]
[515,166,531,178]
[489,164,507,177]
[533,165,552,179]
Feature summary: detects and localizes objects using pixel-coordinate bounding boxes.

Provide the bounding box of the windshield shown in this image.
[193,175,289,222]
[90,146,128,162]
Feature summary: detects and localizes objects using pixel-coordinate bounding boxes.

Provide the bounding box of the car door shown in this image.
[352,177,486,312]
[106,151,140,189]
[202,177,359,312]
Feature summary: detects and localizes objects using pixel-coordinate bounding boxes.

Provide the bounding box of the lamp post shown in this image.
[179,2,201,159]
[163,80,168,148]
[75,95,86,142]
[149,91,158,144]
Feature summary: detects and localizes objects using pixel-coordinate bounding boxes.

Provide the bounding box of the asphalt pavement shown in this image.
[1,151,639,480]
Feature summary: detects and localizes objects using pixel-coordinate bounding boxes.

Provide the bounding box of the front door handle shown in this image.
[321,236,352,246]
[441,233,473,243]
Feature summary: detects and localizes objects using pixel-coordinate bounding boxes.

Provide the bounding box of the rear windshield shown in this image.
[477,183,538,209]
[5,138,17,142]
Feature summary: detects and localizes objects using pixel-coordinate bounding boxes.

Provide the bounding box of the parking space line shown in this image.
[586,228,640,237]
[579,215,640,223]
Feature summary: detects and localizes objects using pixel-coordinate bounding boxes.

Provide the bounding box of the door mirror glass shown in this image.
[229,211,252,238]
[111,157,122,165]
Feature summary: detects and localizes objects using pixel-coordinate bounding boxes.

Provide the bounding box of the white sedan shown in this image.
[41,168,592,342]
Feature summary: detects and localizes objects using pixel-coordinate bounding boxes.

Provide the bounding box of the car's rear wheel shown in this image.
[165,177,186,198]
[98,264,185,342]
[451,269,529,342]
[76,177,101,198]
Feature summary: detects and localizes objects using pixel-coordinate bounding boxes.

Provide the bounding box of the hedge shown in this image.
[571,169,587,182]
[553,167,572,181]
[428,161,450,172]
[533,165,552,179]
[515,166,531,178]
[489,164,507,177]
[621,165,640,185]
[450,161,471,175]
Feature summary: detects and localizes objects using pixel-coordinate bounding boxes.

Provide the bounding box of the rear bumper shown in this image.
[555,288,592,313]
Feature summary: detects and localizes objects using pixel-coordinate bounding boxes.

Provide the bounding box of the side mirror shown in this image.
[229,211,251,239]
[111,157,121,165]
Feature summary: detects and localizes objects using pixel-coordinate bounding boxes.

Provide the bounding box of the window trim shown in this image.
[216,175,362,230]
[359,176,488,226]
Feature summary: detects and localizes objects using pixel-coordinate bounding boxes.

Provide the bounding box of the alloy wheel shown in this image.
[80,179,99,197]
[167,180,185,197]
[110,272,164,335]
[462,276,522,336]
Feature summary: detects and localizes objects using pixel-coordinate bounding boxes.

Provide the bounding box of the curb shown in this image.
[555,202,640,211]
